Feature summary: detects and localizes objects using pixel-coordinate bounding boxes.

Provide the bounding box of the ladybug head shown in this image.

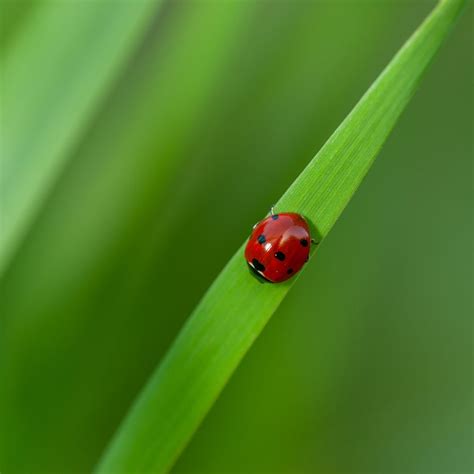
[247,259,270,283]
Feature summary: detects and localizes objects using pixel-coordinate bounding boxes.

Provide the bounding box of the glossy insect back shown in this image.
[245,212,311,283]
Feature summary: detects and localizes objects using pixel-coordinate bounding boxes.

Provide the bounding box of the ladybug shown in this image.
[245,207,315,283]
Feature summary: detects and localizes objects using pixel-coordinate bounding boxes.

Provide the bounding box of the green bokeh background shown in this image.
[1,1,472,473]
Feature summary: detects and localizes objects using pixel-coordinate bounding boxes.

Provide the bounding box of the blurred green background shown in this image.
[1,1,472,473]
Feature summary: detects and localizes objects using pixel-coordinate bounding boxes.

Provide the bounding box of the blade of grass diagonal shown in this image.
[0,0,164,275]
[96,1,466,472]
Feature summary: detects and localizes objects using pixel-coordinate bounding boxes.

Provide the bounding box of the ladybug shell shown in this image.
[245,212,311,283]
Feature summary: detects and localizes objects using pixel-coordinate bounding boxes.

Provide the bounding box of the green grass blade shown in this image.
[0,0,163,275]
[96,1,466,472]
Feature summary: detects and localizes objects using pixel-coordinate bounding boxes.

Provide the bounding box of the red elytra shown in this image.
[245,212,311,283]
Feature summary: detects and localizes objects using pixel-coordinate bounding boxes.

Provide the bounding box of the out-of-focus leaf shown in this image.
[0,0,162,274]
[0,3,255,472]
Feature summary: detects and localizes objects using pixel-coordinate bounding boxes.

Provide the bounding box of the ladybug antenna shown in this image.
[270,205,275,216]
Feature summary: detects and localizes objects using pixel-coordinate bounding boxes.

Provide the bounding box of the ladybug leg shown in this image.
[270,205,275,216]
[311,238,320,245]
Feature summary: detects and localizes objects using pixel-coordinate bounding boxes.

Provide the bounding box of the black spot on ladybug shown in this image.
[274,251,285,261]
[300,239,308,247]
[257,234,266,244]
[252,258,265,272]
[287,268,293,274]
[271,214,279,220]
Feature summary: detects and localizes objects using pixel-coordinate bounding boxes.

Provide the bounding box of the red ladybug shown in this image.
[245,208,314,283]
